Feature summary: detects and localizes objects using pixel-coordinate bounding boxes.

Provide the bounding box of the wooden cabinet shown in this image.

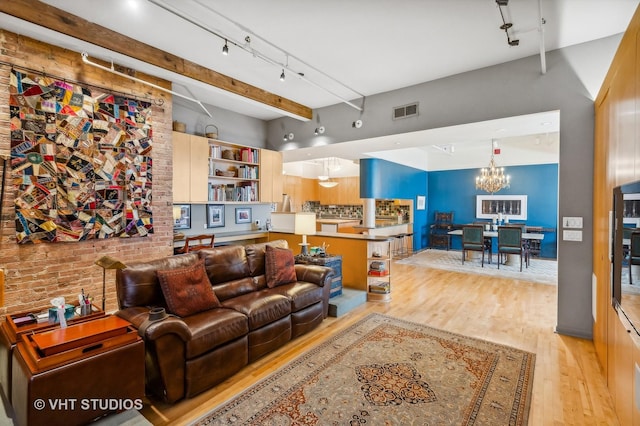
[260,149,283,203]
[366,239,391,302]
[172,132,209,203]
[284,175,360,206]
[172,132,283,204]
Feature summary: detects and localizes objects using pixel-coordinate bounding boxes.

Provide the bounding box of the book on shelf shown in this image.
[369,281,390,294]
[368,269,389,276]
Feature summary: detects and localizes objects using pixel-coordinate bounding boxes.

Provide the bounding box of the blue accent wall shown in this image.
[360,158,429,251]
[427,163,558,258]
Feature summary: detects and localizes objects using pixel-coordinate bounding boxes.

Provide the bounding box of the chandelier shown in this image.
[475,144,510,194]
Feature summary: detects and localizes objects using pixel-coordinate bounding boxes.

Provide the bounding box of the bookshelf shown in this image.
[207,140,260,203]
[366,239,391,302]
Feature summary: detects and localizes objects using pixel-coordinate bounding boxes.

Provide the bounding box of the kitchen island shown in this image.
[268,231,393,299]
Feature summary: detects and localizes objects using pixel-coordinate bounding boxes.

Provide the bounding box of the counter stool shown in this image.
[403,232,414,256]
[392,234,404,257]
[394,233,409,258]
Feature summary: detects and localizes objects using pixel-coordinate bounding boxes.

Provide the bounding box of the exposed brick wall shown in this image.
[0,30,174,316]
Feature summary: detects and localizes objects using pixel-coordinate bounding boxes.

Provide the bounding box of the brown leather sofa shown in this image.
[114,240,334,403]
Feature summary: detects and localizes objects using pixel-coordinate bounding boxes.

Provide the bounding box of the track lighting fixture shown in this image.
[314,126,325,136]
[147,0,366,112]
[283,132,294,141]
[496,0,519,47]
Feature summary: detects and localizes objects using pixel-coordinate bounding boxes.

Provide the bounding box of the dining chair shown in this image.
[462,225,487,267]
[177,234,215,254]
[629,231,640,284]
[497,226,524,271]
[473,221,493,263]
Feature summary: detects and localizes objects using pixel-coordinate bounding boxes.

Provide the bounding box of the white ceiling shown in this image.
[1,0,637,171]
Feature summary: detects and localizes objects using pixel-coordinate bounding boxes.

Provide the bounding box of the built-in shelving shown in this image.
[207,140,260,203]
[366,240,391,302]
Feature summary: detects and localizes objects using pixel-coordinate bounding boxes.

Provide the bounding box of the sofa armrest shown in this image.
[294,264,334,287]
[115,306,190,403]
[115,307,192,342]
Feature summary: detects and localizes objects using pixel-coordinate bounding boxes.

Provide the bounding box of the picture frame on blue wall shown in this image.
[476,195,528,220]
[417,195,426,210]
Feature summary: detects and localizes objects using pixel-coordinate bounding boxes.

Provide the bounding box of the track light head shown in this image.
[314,128,319,135]
[283,132,294,141]
[280,69,285,81]
[222,39,229,55]
[509,39,520,46]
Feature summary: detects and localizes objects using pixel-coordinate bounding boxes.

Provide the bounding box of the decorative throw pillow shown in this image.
[157,259,221,317]
[265,245,297,288]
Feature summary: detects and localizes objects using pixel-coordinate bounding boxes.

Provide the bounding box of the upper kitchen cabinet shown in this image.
[260,149,284,203]
[172,132,209,203]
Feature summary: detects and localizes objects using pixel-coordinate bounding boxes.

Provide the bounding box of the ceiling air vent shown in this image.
[392,102,419,120]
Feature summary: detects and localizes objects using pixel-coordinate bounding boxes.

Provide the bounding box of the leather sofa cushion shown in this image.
[245,240,288,276]
[158,260,221,317]
[265,245,297,288]
[198,245,250,284]
[211,277,256,302]
[222,291,291,330]
[268,282,324,312]
[182,308,248,359]
[116,253,199,308]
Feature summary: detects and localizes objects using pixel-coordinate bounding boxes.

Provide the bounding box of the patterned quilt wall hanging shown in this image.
[9,69,153,243]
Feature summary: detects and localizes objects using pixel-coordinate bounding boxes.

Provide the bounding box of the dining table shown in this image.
[447,229,545,240]
[447,228,544,265]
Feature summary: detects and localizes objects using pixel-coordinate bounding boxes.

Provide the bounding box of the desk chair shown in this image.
[462,225,487,267]
[497,226,524,271]
[629,231,640,284]
[177,234,215,254]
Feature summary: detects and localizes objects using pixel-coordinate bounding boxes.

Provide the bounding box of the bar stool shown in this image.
[392,234,405,257]
[394,233,410,258]
[404,232,414,256]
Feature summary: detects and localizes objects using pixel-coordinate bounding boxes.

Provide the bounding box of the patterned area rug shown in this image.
[397,249,557,285]
[194,314,535,425]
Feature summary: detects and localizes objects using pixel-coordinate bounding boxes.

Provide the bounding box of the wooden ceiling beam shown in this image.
[0,0,312,120]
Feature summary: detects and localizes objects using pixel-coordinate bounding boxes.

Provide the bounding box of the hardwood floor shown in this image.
[140,257,619,425]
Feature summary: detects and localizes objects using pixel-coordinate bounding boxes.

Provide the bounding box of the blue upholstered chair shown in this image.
[497,226,524,271]
[462,225,487,267]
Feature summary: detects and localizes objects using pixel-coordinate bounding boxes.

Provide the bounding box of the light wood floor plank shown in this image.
[139,256,619,425]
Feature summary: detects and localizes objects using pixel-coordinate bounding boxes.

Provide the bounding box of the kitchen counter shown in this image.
[316,218,361,233]
[316,218,361,224]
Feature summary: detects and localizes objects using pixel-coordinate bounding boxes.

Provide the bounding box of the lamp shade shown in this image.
[294,212,316,236]
[94,255,127,270]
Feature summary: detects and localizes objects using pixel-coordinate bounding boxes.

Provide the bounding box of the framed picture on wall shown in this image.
[235,207,252,224]
[206,204,225,228]
[173,204,191,230]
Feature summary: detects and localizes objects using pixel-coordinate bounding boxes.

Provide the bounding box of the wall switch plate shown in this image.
[563,230,582,241]
[563,216,583,229]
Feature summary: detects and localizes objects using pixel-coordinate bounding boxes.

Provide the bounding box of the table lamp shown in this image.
[95,255,127,311]
[294,212,316,255]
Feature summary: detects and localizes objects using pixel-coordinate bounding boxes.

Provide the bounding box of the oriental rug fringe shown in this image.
[193,313,535,425]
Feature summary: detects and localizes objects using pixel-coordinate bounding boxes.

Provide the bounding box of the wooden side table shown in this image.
[0,304,104,404]
[10,316,144,426]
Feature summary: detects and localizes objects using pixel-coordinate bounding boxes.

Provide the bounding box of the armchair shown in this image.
[430,211,454,250]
